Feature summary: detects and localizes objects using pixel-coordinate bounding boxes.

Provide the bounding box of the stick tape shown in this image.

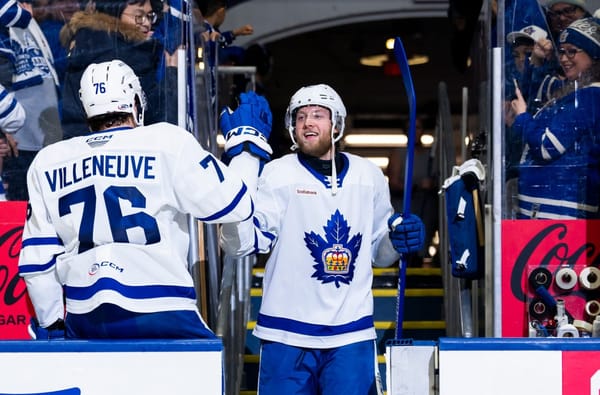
[529,267,552,290]
[555,267,577,290]
[585,300,600,317]
[579,266,600,290]
[574,319,593,334]
[529,297,553,320]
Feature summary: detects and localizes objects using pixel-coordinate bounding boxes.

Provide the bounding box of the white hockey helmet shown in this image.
[79,60,146,126]
[284,84,347,148]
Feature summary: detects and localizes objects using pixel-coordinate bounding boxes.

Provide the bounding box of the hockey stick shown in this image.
[393,37,416,340]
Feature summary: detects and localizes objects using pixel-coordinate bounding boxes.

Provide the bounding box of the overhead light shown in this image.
[383,37,429,66]
[360,53,429,67]
[385,38,395,50]
[360,38,429,67]
[360,54,388,67]
[420,133,435,147]
[344,133,407,147]
[365,157,390,169]
[407,54,429,66]
[219,133,434,149]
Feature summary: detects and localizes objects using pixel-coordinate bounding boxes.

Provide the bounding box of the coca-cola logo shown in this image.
[510,223,598,301]
[0,224,28,306]
[506,221,600,332]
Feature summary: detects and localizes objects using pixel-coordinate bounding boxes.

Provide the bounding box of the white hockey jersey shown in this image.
[221,152,400,348]
[19,123,253,327]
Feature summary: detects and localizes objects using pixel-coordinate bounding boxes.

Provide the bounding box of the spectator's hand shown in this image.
[4,133,17,157]
[388,213,425,255]
[510,84,527,117]
[504,101,516,127]
[220,91,272,162]
[531,38,553,66]
[18,1,32,14]
[233,24,254,37]
[201,30,221,43]
[28,317,65,340]
[0,135,9,158]
[165,48,180,67]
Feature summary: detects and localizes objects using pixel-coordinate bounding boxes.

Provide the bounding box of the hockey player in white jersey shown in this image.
[18,60,256,339]
[220,85,425,395]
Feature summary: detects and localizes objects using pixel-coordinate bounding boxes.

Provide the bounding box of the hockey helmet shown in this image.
[79,59,146,126]
[284,84,347,147]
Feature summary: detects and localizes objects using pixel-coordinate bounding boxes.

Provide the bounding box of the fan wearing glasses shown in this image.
[59,0,178,140]
[508,17,600,220]
[545,0,590,39]
[121,4,158,38]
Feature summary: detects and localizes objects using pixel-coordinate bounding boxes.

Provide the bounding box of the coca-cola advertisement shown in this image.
[0,201,34,339]
[502,220,600,337]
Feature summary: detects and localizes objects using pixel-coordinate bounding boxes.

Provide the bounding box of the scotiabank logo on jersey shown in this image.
[0,201,34,339]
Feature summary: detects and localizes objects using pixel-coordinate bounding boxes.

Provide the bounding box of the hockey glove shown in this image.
[388,213,425,255]
[220,91,273,163]
[28,317,65,340]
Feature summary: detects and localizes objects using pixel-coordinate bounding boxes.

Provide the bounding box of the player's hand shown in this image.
[28,317,65,340]
[220,91,272,162]
[388,213,425,255]
[220,91,272,138]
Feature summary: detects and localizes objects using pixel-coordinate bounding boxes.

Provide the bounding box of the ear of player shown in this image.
[387,213,425,255]
[219,91,273,163]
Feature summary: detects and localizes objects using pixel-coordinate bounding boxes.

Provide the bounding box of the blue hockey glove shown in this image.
[220,91,273,163]
[28,317,65,340]
[388,213,425,255]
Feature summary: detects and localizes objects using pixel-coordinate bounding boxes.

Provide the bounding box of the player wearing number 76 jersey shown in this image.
[18,60,259,339]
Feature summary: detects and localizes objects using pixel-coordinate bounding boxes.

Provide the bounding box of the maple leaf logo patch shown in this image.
[304,210,362,287]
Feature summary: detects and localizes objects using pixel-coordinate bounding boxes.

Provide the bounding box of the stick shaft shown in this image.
[392,37,417,339]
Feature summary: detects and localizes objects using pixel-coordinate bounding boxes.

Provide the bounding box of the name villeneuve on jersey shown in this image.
[44,154,158,192]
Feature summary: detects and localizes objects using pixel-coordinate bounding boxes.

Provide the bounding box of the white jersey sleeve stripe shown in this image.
[198,183,252,222]
[18,254,57,274]
[21,236,63,247]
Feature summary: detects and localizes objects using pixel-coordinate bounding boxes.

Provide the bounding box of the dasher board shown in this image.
[0,339,223,395]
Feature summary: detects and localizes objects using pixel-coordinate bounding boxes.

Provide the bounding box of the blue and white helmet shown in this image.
[284,84,347,148]
[79,60,146,126]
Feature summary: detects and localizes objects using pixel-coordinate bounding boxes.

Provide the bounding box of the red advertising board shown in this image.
[562,351,600,394]
[502,219,600,337]
[0,201,34,339]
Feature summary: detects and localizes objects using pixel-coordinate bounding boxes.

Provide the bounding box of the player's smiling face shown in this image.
[294,105,333,159]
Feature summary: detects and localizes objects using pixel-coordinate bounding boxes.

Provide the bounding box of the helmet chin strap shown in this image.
[331,128,338,195]
[289,127,298,151]
[134,97,144,126]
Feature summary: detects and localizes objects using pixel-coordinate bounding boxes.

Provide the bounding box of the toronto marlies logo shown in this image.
[304,210,362,288]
